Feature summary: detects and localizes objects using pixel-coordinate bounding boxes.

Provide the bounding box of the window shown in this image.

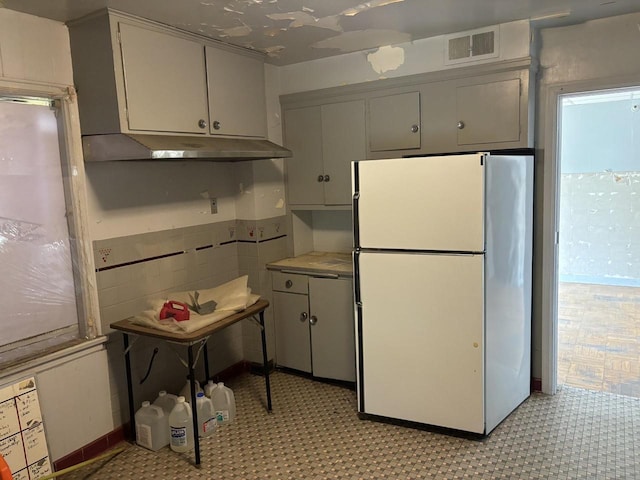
[0,95,95,369]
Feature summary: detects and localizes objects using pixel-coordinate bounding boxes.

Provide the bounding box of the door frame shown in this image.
[540,75,640,394]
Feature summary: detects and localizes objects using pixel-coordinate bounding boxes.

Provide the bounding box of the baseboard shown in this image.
[248,359,275,376]
[531,377,542,392]
[53,360,251,472]
[53,426,126,471]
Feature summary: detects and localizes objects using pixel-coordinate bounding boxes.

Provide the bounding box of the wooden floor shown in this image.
[558,282,640,398]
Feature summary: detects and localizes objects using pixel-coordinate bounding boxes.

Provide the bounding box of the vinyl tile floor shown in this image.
[59,371,640,480]
[558,282,640,398]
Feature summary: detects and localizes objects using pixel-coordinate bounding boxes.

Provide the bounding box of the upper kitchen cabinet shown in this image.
[368,91,421,153]
[283,100,365,208]
[67,9,267,138]
[118,22,209,134]
[421,67,532,153]
[206,46,266,138]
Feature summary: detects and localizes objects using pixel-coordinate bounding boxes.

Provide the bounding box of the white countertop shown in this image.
[266,251,352,277]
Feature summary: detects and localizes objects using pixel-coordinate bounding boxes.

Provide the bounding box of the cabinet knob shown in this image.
[213,120,221,130]
[198,119,207,129]
[285,280,293,288]
[323,175,330,182]
[457,121,465,130]
[299,312,308,322]
[411,124,419,133]
[309,315,318,326]
[317,175,325,182]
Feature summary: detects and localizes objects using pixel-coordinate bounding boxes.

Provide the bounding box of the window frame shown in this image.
[0,81,100,371]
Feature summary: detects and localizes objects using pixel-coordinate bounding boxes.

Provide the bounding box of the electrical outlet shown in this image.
[210,198,218,214]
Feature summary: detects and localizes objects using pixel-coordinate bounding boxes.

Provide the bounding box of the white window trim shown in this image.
[0,79,102,374]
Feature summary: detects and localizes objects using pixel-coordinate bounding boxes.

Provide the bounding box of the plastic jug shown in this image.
[152,391,177,445]
[135,401,168,451]
[179,379,203,405]
[169,396,194,453]
[204,380,217,398]
[153,390,178,415]
[195,392,217,438]
[210,382,236,424]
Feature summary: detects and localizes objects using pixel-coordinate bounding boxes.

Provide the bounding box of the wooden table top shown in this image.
[110,298,269,343]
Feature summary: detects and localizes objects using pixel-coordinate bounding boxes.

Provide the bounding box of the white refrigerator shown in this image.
[352,152,533,435]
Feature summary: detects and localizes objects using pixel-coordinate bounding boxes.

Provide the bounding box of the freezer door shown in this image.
[354,154,485,252]
[356,251,485,433]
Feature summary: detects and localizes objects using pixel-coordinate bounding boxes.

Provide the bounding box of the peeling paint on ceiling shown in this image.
[367,45,405,74]
[4,0,640,65]
[266,11,342,32]
[341,0,405,17]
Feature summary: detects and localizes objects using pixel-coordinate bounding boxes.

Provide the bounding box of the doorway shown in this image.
[556,87,640,398]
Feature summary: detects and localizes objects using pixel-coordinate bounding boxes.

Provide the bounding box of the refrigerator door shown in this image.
[354,154,485,252]
[356,251,485,433]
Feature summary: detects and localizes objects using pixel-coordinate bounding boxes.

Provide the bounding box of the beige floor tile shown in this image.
[58,371,640,480]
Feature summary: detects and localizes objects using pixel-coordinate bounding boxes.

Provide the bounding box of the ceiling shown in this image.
[3,0,640,65]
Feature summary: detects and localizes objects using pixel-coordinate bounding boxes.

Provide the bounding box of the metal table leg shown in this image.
[259,310,272,411]
[123,333,136,441]
[203,339,210,382]
[187,344,201,467]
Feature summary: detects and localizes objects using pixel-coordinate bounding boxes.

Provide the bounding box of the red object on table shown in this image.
[159,301,190,322]
[0,453,12,480]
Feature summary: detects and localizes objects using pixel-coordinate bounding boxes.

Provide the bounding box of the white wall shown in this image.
[0,9,114,462]
[0,9,72,86]
[85,161,238,240]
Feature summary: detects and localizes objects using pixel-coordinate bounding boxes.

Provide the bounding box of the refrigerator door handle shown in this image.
[353,192,361,248]
[353,250,361,306]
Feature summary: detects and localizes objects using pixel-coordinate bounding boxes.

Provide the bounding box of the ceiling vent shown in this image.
[445,27,499,65]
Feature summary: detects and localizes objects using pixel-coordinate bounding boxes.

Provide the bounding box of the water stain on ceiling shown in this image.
[2,0,640,65]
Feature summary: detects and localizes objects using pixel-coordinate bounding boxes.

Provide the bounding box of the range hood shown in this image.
[82,133,292,162]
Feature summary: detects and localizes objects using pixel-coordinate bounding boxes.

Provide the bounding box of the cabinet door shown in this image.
[368,92,421,152]
[273,291,311,373]
[321,100,366,205]
[284,106,324,206]
[457,78,521,145]
[206,46,266,138]
[309,277,356,382]
[118,22,209,134]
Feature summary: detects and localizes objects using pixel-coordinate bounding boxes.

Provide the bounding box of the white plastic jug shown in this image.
[169,396,194,452]
[204,380,217,398]
[195,392,217,438]
[135,401,168,451]
[152,391,177,446]
[153,390,178,415]
[179,379,203,405]
[210,382,236,424]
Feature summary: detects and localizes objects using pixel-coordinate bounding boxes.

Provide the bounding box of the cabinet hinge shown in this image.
[117,29,121,44]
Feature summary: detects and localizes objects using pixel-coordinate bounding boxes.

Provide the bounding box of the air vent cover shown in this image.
[445,27,499,65]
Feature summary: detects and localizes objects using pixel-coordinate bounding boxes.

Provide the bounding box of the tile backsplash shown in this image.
[94,216,287,334]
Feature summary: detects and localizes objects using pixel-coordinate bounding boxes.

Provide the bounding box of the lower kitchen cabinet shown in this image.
[272,271,356,382]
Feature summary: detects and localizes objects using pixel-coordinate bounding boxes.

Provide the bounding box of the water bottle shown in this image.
[135,401,168,451]
[195,392,217,438]
[210,382,236,424]
[169,396,194,452]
